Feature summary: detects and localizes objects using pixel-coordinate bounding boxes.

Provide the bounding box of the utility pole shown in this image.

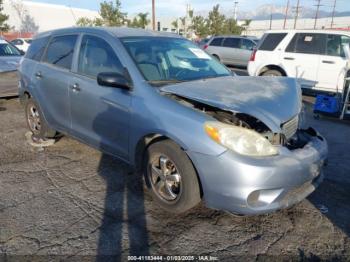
[293,0,301,29]
[283,0,290,29]
[331,0,337,29]
[233,1,239,21]
[152,0,155,30]
[314,0,323,29]
[269,6,273,30]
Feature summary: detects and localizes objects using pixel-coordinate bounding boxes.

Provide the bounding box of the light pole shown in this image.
[314,0,323,29]
[152,0,156,30]
[293,0,301,29]
[233,1,238,21]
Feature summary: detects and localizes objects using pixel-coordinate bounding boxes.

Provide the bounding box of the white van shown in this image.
[248,30,350,94]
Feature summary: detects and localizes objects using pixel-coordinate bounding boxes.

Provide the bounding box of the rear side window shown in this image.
[78,35,124,78]
[286,33,326,55]
[258,33,287,51]
[223,38,240,48]
[25,37,50,61]
[326,34,350,57]
[209,38,223,47]
[241,39,256,50]
[44,35,78,70]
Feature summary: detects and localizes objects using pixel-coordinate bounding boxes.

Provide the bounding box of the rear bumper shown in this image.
[188,130,328,215]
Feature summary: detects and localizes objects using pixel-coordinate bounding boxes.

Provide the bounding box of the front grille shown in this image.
[281,115,299,140]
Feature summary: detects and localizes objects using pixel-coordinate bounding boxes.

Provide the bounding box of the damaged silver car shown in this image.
[18,28,328,215]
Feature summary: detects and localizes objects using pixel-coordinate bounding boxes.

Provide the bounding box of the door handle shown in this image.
[71,83,81,92]
[322,60,335,64]
[284,57,295,60]
[35,71,42,79]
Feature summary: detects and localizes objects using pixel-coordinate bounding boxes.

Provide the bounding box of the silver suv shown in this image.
[204,36,258,67]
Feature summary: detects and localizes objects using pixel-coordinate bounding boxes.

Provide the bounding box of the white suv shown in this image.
[248,30,350,94]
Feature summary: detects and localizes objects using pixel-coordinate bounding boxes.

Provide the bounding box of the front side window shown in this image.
[44,35,78,70]
[326,34,350,57]
[223,38,240,48]
[0,41,21,56]
[286,33,326,55]
[77,35,124,78]
[121,37,231,84]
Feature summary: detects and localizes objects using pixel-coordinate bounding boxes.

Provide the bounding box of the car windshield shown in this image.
[0,42,21,56]
[121,37,232,85]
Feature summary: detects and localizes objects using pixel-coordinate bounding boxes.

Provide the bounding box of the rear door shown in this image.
[283,33,325,89]
[69,34,131,160]
[317,34,350,92]
[32,34,78,132]
[221,37,241,65]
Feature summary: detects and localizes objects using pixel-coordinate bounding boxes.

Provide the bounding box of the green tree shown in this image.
[76,0,127,27]
[224,18,243,35]
[207,5,226,36]
[0,0,10,32]
[191,15,209,38]
[135,13,150,29]
[171,20,178,32]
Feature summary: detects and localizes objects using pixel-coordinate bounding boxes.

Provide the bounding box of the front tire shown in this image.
[25,97,56,140]
[144,140,201,213]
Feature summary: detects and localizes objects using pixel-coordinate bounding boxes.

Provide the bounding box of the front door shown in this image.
[317,34,350,93]
[69,34,132,160]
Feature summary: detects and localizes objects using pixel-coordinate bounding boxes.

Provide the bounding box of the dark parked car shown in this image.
[18,27,328,215]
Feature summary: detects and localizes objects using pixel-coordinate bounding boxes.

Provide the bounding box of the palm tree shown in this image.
[137,12,150,29]
[171,20,178,33]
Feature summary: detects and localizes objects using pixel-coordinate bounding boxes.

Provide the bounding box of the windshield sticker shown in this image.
[304,36,313,42]
[189,48,211,59]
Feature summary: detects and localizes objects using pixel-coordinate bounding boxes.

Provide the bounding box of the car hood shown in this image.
[160,76,302,132]
[0,56,21,73]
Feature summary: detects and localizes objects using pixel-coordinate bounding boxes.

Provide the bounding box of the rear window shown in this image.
[25,36,50,61]
[286,33,326,55]
[223,38,240,48]
[209,38,224,47]
[258,33,287,51]
[43,35,78,70]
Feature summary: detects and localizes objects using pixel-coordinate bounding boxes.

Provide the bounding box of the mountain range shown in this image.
[197,4,350,20]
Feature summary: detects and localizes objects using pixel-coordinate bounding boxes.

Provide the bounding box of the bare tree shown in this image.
[10,0,39,33]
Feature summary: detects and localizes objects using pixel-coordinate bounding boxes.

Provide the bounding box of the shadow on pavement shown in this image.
[95,154,149,261]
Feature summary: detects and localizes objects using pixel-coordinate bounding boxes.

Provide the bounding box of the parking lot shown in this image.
[0,94,349,261]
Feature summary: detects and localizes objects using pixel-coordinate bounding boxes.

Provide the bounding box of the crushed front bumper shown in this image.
[188,130,328,215]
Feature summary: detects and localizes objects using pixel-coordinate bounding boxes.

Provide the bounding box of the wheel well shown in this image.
[134,134,203,197]
[259,65,287,76]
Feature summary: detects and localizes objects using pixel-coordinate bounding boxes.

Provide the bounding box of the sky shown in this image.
[27,0,350,17]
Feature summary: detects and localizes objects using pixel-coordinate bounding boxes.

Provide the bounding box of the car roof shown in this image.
[264,29,350,36]
[35,27,183,39]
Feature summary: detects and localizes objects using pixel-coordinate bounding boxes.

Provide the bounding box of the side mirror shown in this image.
[97,72,132,90]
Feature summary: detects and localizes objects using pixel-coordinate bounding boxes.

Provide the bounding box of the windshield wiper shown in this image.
[148,79,187,86]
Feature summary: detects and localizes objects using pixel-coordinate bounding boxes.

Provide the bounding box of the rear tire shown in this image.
[261,69,283,77]
[25,97,56,140]
[144,140,201,214]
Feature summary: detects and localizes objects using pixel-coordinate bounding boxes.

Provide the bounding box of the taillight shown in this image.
[250,49,257,62]
[203,44,208,50]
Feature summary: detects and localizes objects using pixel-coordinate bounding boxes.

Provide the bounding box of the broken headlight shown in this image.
[205,121,279,157]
